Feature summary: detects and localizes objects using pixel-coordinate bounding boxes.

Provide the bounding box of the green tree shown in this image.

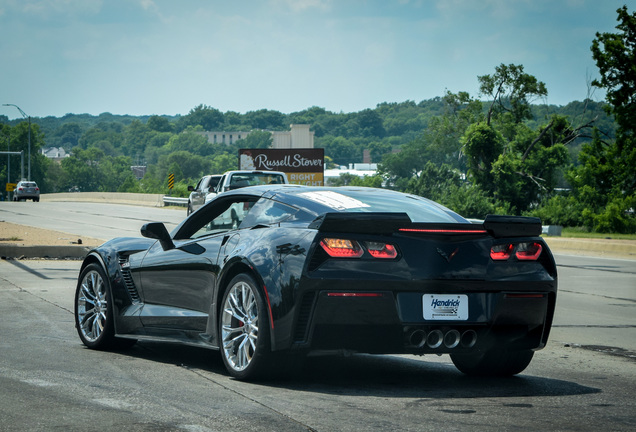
[79,123,124,151]
[244,109,285,130]
[164,128,212,156]
[158,151,213,181]
[461,122,505,193]
[122,119,151,159]
[478,63,548,126]
[61,147,107,191]
[563,5,636,233]
[404,162,463,199]
[318,136,363,166]
[176,105,223,132]
[147,115,173,133]
[49,122,83,149]
[356,109,386,138]
[591,6,636,137]
[210,153,238,173]
[3,122,48,188]
[234,130,272,149]
[404,162,497,219]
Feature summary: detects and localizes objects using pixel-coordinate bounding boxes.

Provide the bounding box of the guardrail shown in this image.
[163,196,188,207]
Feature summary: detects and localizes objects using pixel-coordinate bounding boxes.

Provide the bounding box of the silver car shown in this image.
[14,181,40,202]
[187,175,222,215]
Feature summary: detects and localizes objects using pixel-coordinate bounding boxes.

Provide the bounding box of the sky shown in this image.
[0,0,632,119]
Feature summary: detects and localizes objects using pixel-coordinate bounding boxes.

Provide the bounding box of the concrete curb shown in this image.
[0,245,92,259]
[40,192,165,207]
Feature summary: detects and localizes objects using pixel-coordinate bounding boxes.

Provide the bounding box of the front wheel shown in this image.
[219,273,272,380]
[450,348,534,376]
[74,263,136,350]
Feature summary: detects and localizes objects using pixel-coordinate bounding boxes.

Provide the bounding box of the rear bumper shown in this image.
[289,282,556,355]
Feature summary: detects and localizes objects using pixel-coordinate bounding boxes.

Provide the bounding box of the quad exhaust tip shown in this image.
[407,329,478,349]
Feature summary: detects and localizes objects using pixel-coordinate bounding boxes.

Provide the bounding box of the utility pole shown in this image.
[2,104,31,180]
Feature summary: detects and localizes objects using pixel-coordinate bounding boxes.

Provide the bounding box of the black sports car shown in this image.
[74,185,557,380]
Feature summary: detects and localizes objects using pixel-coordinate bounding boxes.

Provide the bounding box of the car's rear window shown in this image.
[297,189,466,223]
[230,173,285,188]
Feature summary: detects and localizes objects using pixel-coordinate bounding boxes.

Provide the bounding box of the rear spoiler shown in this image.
[309,212,412,234]
[483,215,542,237]
[309,212,542,238]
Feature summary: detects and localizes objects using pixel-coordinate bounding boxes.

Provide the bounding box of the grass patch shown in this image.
[560,227,636,240]
[0,237,23,242]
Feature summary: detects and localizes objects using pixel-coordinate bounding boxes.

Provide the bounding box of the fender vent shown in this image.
[119,256,140,303]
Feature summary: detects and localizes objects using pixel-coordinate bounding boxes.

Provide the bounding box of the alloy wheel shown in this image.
[77,269,108,343]
[221,280,259,372]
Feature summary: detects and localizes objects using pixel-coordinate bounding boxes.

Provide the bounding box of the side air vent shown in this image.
[119,256,140,303]
[293,292,316,342]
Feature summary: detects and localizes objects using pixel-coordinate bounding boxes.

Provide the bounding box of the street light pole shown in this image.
[2,104,31,180]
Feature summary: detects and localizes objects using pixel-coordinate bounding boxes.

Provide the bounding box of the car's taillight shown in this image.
[490,242,543,261]
[35,187,39,191]
[320,238,363,258]
[364,242,398,259]
[515,242,543,260]
[490,243,515,260]
[320,238,398,259]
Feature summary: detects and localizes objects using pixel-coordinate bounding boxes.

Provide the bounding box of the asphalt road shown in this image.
[0,201,185,241]
[0,201,635,431]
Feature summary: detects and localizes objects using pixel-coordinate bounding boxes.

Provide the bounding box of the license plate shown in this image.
[423,294,468,320]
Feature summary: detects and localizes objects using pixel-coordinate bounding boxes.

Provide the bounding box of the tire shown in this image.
[74,263,136,350]
[187,202,193,216]
[451,348,534,376]
[219,273,272,380]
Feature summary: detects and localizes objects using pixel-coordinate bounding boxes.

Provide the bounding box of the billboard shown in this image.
[239,148,324,186]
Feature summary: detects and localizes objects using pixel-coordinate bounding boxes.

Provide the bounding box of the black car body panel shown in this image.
[76,185,557,376]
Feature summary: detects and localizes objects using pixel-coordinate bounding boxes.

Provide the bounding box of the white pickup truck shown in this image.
[206,170,288,199]
[188,170,289,216]
[202,170,289,226]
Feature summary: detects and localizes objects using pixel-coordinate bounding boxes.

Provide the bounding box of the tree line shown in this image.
[1,6,633,233]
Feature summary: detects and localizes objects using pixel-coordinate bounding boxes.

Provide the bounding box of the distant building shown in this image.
[271,124,314,149]
[324,163,378,184]
[197,124,314,149]
[41,147,68,161]
[197,131,251,146]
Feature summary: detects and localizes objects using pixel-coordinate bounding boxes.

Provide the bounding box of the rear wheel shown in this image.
[450,348,534,376]
[187,202,193,216]
[74,263,136,350]
[219,273,272,380]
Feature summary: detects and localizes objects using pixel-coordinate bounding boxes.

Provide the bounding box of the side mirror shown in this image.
[187,185,195,192]
[141,222,175,251]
